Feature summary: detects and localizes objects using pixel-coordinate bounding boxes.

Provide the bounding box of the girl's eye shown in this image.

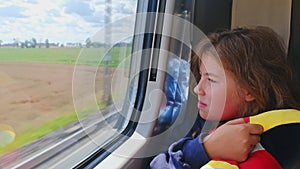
[208,78,216,83]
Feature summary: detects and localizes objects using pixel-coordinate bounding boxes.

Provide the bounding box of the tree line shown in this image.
[15,38,50,48]
[0,37,131,48]
[0,38,56,48]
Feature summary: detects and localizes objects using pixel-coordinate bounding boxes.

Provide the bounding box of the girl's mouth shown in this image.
[198,101,207,109]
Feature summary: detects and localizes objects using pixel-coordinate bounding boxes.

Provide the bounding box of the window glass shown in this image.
[0,0,137,168]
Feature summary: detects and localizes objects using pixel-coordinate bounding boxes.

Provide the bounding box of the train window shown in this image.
[0,0,138,168]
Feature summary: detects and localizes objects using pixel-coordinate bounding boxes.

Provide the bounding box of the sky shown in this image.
[0,0,137,45]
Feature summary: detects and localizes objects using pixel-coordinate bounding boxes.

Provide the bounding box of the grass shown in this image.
[0,47,132,67]
[0,97,110,156]
[0,111,78,156]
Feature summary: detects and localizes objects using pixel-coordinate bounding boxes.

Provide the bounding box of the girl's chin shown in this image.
[199,110,209,120]
[199,110,223,121]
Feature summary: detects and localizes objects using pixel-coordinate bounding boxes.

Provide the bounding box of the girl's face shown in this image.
[193,52,253,121]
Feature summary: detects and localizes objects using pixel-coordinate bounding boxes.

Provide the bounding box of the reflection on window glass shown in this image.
[154,0,193,135]
[0,0,137,168]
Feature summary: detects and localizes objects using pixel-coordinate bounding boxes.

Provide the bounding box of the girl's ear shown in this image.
[244,91,255,102]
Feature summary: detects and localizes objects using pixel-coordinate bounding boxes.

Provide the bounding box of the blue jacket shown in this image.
[150,116,210,169]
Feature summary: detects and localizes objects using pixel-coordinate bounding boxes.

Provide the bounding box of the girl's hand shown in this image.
[203,118,264,162]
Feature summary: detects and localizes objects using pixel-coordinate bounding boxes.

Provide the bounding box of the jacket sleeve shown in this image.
[150,134,210,169]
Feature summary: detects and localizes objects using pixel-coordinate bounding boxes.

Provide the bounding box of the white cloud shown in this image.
[0,0,137,44]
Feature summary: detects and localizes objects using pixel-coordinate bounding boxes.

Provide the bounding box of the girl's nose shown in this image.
[193,79,205,96]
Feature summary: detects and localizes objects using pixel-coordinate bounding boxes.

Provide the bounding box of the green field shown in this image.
[0,111,78,155]
[0,47,132,67]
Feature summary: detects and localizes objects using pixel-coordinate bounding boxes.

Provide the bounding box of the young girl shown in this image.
[150,26,300,169]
